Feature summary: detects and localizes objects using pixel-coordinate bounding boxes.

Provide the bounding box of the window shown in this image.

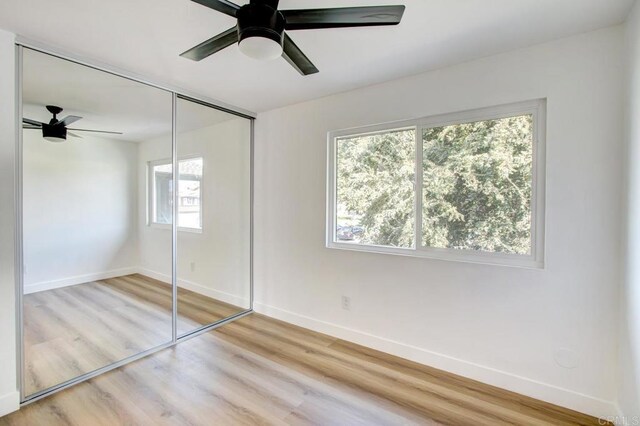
[327,100,545,268]
[336,128,416,248]
[149,157,203,231]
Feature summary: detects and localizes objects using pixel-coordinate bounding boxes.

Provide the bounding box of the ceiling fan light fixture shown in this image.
[180,1,406,75]
[23,105,123,140]
[236,1,285,61]
[42,123,67,143]
[239,35,283,60]
[43,136,66,143]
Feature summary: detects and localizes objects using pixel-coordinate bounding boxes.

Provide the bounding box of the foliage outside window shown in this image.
[336,129,415,248]
[329,100,545,267]
[150,157,203,231]
[422,115,532,255]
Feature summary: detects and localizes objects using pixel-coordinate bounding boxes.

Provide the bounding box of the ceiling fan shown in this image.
[180,0,406,75]
[22,105,123,143]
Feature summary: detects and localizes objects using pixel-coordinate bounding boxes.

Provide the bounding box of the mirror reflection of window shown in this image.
[152,163,173,225]
[178,157,203,230]
[149,157,203,230]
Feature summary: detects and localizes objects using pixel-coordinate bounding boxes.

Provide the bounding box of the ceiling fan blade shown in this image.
[191,0,240,18]
[67,132,82,139]
[23,125,41,130]
[282,5,405,30]
[180,26,238,61]
[67,128,123,135]
[57,115,82,127]
[282,33,319,76]
[23,118,43,127]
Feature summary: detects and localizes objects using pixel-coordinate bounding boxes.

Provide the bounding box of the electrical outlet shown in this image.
[190,262,196,272]
[341,296,351,311]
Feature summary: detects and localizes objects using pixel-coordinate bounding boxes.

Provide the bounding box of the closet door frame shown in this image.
[15,41,255,405]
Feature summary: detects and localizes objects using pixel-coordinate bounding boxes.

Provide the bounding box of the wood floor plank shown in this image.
[210,320,518,425]
[6,278,609,425]
[22,274,246,396]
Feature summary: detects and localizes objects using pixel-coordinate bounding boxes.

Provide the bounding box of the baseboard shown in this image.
[613,403,626,426]
[24,267,139,294]
[23,267,248,308]
[0,391,19,417]
[254,302,617,420]
[612,402,639,426]
[137,268,248,308]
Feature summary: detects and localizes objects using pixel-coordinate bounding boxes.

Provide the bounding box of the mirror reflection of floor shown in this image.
[23,274,246,397]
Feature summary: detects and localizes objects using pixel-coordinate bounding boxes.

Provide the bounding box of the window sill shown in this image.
[326,241,543,269]
[148,223,203,234]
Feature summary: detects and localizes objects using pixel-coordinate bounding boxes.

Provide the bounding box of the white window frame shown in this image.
[326,99,546,269]
[148,155,204,234]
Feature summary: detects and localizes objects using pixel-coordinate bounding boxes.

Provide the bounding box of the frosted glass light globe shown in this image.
[239,36,283,60]
[43,136,66,143]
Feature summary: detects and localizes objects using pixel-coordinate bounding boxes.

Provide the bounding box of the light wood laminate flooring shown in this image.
[7,308,606,425]
[23,274,246,396]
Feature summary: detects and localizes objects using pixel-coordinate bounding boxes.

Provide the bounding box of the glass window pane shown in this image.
[177,158,202,229]
[422,114,533,254]
[153,164,172,225]
[150,158,203,229]
[336,129,415,248]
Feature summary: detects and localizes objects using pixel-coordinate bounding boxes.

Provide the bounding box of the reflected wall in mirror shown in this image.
[22,49,173,397]
[175,97,251,336]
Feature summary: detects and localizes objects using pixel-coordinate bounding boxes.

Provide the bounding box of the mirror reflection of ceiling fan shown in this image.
[22,105,123,142]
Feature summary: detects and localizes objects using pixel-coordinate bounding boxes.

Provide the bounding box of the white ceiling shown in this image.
[1,0,634,113]
[22,49,240,142]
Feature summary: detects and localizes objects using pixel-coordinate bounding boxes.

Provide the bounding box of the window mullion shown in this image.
[414,125,423,250]
[147,162,153,226]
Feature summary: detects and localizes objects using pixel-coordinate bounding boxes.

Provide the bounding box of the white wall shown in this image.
[138,118,251,308]
[254,26,625,418]
[0,28,18,416]
[18,106,251,311]
[621,0,640,420]
[22,129,139,293]
[0,18,631,422]
[137,134,172,282]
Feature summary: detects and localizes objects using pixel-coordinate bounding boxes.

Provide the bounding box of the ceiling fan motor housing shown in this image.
[42,123,67,142]
[237,1,285,47]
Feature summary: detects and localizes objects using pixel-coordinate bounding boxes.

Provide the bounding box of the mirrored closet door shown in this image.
[20,46,253,402]
[175,97,252,336]
[20,48,175,398]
